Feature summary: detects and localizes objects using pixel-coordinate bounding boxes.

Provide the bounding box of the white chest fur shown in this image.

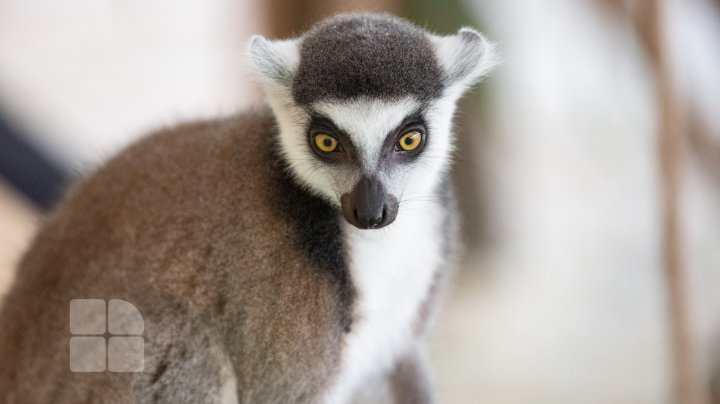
[324,202,446,403]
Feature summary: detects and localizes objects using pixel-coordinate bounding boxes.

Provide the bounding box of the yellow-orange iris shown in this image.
[398,131,422,151]
[314,134,338,153]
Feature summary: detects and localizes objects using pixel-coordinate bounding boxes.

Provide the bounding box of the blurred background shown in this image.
[0,0,719,403]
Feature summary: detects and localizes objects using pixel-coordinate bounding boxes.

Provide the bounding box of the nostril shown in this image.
[352,207,387,229]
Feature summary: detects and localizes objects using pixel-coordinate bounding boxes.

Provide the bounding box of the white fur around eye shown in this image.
[311,96,421,169]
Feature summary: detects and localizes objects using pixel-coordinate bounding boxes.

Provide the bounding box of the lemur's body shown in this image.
[0,14,493,404]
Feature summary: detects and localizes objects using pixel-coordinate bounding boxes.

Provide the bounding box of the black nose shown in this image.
[341,176,398,230]
[354,204,386,229]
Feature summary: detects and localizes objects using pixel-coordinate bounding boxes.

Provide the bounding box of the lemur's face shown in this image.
[250,14,495,229]
[299,96,449,229]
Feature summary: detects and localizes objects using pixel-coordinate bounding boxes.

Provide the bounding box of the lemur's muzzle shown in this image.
[340,176,399,229]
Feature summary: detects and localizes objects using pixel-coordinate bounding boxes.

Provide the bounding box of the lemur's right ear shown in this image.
[247,36,300,88]
[430,28,498,94]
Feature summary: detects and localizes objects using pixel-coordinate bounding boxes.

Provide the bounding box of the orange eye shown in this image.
[314,134,338,153]
[398,131,422,151]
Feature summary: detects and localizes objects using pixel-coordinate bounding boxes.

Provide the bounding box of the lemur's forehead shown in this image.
[293,14,444,105]
[312,97,420,139]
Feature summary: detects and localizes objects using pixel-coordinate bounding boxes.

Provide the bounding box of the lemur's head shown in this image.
[249,13,495,229]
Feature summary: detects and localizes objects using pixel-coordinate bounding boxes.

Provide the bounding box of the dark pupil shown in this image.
[323,139,333,147]
[404,136,414,145]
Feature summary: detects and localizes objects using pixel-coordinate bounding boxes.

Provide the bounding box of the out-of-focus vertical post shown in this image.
[643,0,707,403]
[597,0,709,399]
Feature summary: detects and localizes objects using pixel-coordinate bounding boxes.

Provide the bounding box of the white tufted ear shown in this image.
[429,28,498,93]
[247,35,301,88]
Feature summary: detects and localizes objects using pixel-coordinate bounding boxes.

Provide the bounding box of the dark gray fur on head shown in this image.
[293,13,444,105]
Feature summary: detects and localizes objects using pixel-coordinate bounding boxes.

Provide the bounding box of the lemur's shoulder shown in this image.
[11,104,301,310]
[80,105,277,192]
[50,106,276,226]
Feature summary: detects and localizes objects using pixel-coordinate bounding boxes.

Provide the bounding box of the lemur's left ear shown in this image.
[430,28,497,92]
[247,35,300,88]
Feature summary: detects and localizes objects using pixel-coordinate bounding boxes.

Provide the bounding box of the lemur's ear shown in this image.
[430,28,497,92]
[247,35,300,88]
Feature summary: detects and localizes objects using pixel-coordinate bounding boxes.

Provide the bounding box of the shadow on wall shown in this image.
[0,111,67,210]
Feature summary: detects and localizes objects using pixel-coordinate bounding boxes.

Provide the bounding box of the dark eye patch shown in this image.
[380,109,428,161]
[306,112,358,164]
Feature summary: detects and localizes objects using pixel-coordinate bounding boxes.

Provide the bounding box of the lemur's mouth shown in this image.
[340,176,399,230]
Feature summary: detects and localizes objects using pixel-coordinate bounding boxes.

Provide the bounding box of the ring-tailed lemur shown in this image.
[0,13,494,404]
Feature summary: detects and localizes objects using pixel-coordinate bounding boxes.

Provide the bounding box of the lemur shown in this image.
[0,13,494,404]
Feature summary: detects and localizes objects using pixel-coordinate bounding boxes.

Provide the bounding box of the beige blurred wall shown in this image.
[0,0,266,171]
[433,1,720,403]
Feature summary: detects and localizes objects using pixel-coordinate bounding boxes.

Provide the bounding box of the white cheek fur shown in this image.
[264,88,340,204]
[382,96,458,206]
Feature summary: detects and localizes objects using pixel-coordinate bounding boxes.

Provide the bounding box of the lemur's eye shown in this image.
[314,134,338,153]
[398,131,422,151]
